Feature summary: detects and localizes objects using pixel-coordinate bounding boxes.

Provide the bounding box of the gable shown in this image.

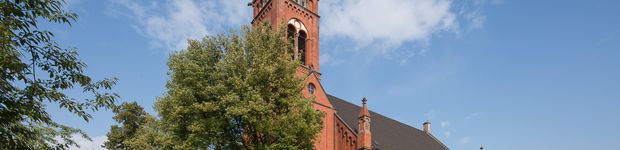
[302,69,332,108]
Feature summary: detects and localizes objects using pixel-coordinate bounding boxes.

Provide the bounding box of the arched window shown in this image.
[298,30,307,65]
[287,19,308,66]
[307,83,315,94]
[287,24,296,60]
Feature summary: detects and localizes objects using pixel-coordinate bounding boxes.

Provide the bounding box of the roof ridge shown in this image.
[428,132,451,150]
[326,93,423,132]
[326,93,450,150]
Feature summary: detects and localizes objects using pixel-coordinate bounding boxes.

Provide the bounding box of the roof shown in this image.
[327,94,450,150]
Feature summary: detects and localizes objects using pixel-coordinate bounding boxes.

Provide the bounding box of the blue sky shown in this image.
[46,0,620,149]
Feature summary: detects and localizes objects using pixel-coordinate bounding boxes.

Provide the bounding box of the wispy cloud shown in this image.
[457,0,500,30]
[320,53,345,67]
[108,0,249,51]
[65,134,107,150]
[440,121,451,128]
[465,112,482,120]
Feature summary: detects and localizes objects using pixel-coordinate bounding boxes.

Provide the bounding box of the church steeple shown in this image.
[357,97,372,150]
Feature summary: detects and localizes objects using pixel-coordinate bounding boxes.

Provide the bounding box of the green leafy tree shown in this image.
[125,115,173,150]
[155,24,323,149]
[104,101,150,150]
[0,0,118,149]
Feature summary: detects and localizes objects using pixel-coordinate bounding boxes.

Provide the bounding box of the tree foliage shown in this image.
[153,24,323,149]
[124,115,172,149]
[104,101,149,150]
[0,0,118,149]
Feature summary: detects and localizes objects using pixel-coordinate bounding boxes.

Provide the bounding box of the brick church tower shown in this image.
[252,0,335,150]
[251,0,337,149]
[250,1,450,150]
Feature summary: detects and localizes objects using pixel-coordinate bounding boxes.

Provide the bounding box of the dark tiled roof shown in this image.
[327,94,449,150]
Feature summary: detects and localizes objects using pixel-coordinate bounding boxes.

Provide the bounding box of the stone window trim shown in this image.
[286,19,309,65]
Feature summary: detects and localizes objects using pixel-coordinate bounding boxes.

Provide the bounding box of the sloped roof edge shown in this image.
[326,94,450,150]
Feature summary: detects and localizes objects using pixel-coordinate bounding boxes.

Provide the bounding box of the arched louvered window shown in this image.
[298,30,307,65]
[287,24,296,60]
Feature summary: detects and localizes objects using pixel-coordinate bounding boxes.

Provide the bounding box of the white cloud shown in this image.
[109,0,249,51]
[460,136,471,144]
[66,134,107,150]
[458,0,497,30]
[319,0,498,62]
[321,0,457,50]
[463,9,486,29]
[465,112,482,120]
[440,121,451,128]
[107,0,494,59]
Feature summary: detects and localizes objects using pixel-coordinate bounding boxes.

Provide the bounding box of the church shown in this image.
[251,0,449,149]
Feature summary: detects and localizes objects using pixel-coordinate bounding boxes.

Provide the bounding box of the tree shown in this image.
[154,24,323,149]
[104,101,149,150]
[125,115,172,150]
[0,0,118,149]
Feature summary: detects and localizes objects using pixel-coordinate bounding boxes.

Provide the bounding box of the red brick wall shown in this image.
[335,115,358,150]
